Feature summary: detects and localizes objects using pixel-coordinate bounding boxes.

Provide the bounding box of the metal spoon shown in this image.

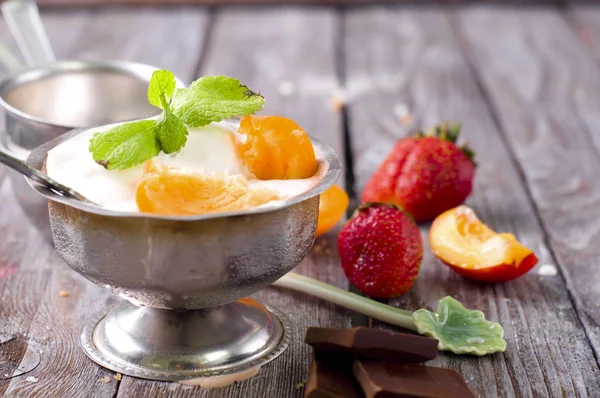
[1,0,55,67]
[0,150,93,203]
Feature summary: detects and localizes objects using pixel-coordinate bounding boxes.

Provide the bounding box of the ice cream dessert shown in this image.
[44,71,322,216]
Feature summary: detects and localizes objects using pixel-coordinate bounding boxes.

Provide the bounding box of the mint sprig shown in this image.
[89,71,265,170]
[156,105,188,154]
[89,120,160,170]
[147,69,176,109]
[171,76,265,127]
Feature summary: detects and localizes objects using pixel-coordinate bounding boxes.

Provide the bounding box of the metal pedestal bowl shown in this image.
[25,129,341,381]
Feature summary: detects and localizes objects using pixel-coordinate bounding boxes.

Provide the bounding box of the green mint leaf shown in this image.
[89,72,264,171]
[156,103,188,154]
[171,75,264,127]
[148,70,176,109]
[89,119,160,170]
[412,296,506,356]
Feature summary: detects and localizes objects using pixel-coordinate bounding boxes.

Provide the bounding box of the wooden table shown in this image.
[2,4,600,397]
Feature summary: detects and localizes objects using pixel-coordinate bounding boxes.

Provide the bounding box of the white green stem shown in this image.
[272,272,418,332]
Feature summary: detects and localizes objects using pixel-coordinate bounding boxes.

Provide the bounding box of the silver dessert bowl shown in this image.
[26,128,342,381]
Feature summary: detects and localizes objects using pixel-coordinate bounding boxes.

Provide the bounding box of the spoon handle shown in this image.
[1,0,55,67]
[0,150,92,203]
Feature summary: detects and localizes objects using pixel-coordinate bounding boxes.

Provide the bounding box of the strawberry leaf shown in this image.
[460,144,477,167]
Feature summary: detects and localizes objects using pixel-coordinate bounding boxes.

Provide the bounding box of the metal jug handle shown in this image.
[1,0,55,67]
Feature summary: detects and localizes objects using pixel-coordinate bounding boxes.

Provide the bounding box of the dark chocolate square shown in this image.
[353,361,475,398]
[304,353,364,398]
[306,327,438,363]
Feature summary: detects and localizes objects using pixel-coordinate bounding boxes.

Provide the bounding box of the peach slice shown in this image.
[236,115,317,180]
[429,206,538,283]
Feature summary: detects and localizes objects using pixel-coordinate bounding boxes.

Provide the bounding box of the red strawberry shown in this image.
[361,122,476,222]
[337,203,423,299]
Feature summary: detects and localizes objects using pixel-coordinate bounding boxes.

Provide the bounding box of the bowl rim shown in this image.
[25,125,343,222]
[0,59,185,130]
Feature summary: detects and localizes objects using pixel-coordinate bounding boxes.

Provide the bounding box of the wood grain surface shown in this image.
[1,4,600,398]
[456,4,600,386]
[343,7,600,397]
[34,0,566,7]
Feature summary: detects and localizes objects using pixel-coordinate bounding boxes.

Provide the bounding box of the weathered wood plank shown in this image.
[35,0,567,6]
[457,4,600,374]
[344,7,600,397]
[116,7,348,397]
[1,7,209,398]
[2,266,120,397]
[461,1,600,368]
[0,182,53,397]
[568,6,600,68]
[0,176,118,397]
[72,7,208,83]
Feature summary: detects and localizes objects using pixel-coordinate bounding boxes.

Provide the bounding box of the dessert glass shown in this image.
[26,127,341,381]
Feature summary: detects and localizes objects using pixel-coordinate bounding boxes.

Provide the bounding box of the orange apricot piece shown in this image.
[316,184,349,237]
[136,165,280,216]
[236,115,317,180]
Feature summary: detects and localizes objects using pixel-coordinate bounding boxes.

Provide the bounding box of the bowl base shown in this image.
[80,299,292,382]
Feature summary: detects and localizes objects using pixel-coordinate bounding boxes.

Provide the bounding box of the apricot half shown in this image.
[316,184,349,237]
[236,115,317,180]
[136,162,280,216]
[429,206,538,283]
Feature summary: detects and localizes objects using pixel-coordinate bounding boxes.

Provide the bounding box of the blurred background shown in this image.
[3,0,599,220]
[2,0,599,197]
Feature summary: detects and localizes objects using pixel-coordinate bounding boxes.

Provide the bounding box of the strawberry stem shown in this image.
[415,121,477,166]
[460,144,477,166]
[273,272,417,332]
[419,121,461,142]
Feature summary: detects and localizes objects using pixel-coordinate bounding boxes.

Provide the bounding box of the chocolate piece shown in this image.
[306,327,438,363]
[305,353,364,398]
[353,360,475,398]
